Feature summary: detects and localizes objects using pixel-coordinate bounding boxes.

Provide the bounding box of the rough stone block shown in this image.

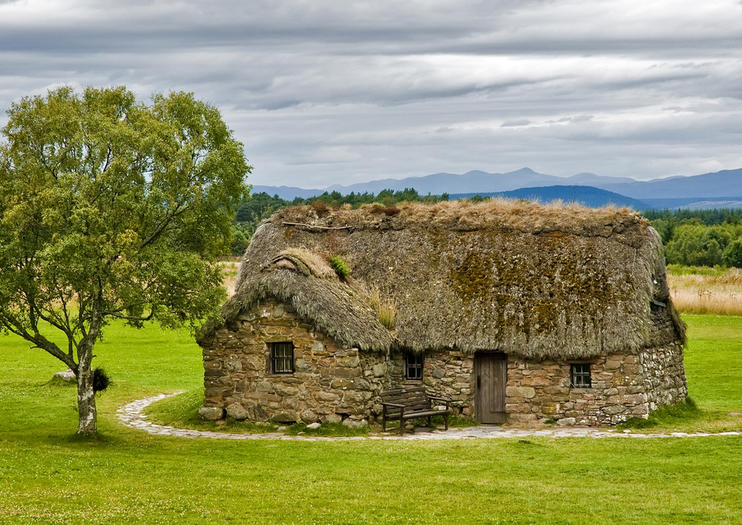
[53,369,76,382]
[331,379,350,389]
[199,406,224,421]
[315,391,339,401]
[270,411,299,423]
[301,409,319,422]
[602,405,626,415]
[226,402,249,420]
[506,386,536,399]
[372,363,386,377]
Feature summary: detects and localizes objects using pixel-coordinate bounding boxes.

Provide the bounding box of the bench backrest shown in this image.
[381,386,431,412]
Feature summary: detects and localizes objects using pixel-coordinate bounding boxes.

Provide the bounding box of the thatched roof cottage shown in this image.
[198,200,687,426]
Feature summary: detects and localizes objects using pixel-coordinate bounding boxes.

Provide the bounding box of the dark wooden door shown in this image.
[475,353,507,424]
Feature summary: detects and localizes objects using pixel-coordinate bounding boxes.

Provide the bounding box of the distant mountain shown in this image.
[450,185,647,209]
[641,197,742,210]
[599,168,742,200]
[562,172,638,185]
[251,167,742,205]
[251,185,324,200]
[325,167,564,195]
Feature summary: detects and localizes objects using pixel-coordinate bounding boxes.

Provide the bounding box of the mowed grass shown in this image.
[0,317,741,524]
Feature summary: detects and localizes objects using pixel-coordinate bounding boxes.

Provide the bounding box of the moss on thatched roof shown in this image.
[206,199,685,359]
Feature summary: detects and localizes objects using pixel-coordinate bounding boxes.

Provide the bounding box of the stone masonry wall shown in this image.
[506,353,649,426]
[640,342,688,411]
[506,343,687,426]
[387,351,476,416]
[388,346,687,426]
[201,299,388,424]
[201,302,687,427]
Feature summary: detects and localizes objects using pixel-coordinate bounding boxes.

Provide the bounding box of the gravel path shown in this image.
[117,393,742,441]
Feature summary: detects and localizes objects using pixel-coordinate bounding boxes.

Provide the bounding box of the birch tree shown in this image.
[0,86,250,435]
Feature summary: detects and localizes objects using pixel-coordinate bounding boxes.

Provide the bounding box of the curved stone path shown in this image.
[117,393,742,441]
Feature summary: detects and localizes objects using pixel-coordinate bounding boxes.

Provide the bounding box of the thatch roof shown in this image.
[203,199,685,360]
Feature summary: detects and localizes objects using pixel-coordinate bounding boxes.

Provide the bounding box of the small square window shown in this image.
[405,353,423,380]
[570,363,591,388]
[270,342,294,374]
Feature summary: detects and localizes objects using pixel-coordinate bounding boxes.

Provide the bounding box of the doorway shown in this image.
[474,352,507,424]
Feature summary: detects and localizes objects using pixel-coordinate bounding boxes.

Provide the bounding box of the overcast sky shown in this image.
[1,0,741,187]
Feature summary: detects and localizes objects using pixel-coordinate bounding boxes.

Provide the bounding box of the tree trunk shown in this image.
[76,342,97,435]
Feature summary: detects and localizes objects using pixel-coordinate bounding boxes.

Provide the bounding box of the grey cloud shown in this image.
[501,119,531,127]
[1,1,742,185]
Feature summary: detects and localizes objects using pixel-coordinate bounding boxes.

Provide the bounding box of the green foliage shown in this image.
[330,256,351,278]
[644,208,742,226]
[648,210,742,267]
[230,223,250,256]
[0,86,250,433]
[722,238,742,267]
[664,224,728,266]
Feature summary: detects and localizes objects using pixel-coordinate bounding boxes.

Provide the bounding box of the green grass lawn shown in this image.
[1,316,741,524]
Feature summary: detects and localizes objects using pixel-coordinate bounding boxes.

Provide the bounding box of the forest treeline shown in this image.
[644,209,742,267]
[230,191,742,267]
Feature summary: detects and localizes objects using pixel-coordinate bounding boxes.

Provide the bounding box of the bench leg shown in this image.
[382,413,386,432]
[427,415,431,427]
[399,418,404,435]
[444,413,449,430]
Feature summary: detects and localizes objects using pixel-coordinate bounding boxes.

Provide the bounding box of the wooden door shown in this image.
[475,353,507,424]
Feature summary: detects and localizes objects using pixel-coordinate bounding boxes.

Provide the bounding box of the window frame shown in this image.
[270,342,295,374]
[570,363,592,388]
[404,352,424,380]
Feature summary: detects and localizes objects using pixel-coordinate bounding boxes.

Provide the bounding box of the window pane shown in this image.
[271,342,294,373]
[570,363,591,388]
[405,353,423,380]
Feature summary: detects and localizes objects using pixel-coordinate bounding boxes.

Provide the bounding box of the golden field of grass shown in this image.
[668,267,742,315]
[218,259,241,296]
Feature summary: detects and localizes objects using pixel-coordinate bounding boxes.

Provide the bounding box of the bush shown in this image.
[330,256,350,279]
[92,368,111,393]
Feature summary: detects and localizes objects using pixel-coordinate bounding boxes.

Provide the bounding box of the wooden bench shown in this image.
[381,386,451,434]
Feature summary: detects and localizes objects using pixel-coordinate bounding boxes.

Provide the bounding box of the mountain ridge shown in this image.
[251,167,742,205]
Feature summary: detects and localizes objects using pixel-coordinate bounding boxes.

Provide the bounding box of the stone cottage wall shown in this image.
[201,304,687,427]
[505,354,649,426]
[387,347,687,426]
[387,350,476,416]
[201,299,388,424]
[639,342,688,410]
[506,344,687,426]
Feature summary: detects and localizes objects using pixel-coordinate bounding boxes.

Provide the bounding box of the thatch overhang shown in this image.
[204,200,685,360]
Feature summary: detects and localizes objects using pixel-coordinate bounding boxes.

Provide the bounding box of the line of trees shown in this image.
[644,209,742,267]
